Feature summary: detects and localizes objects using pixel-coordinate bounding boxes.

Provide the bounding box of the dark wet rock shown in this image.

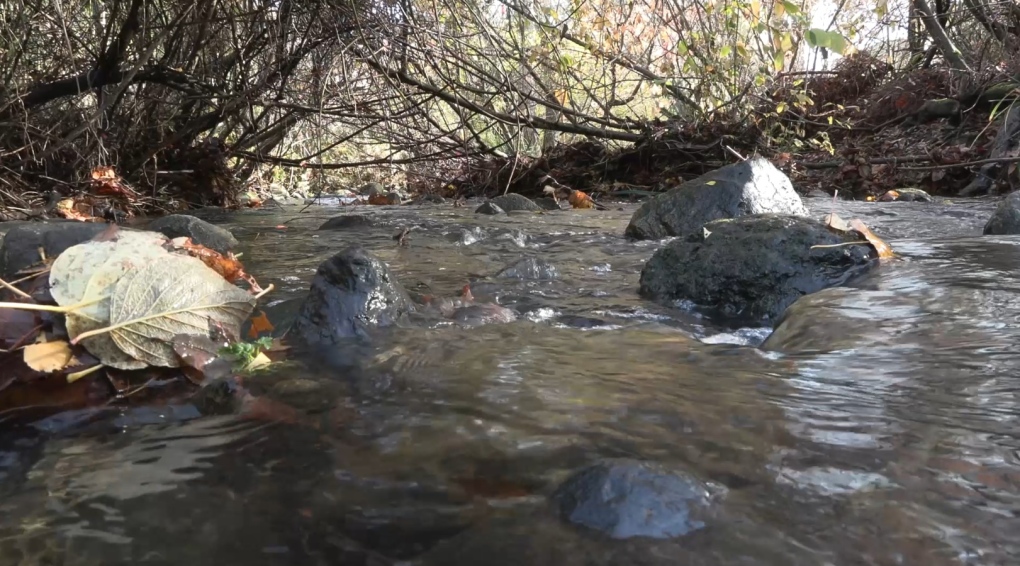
[451,303,517,326]
[147,214,238,254]
[534,197,562,210]
[495,257,560,280]
[983,192,1020,235]
[554,315,611,329]
[319,214,374,230]
[805,189,831,198]
[879,188,933,202]
[290,246,412,345]
[474,201,506,215]
[0,221,110,278]
[625,157,808,240]
[639,214,878,324]
[552,459,718,540]
[484,193,543,213]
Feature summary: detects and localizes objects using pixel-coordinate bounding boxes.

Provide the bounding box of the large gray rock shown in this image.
[639,214,878,324]
[0,221,110,278]
[625,157,808,240]
[146,214,238,254]
[983,192,1020,235]
[290,246,412,345]
[478,193,543,213]
[552,459,719,539]
[474,201,505,215]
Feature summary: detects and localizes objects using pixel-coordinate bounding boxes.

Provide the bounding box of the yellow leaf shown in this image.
[23,340,74,373]
[246,351,272,371]
[705,180,717,185]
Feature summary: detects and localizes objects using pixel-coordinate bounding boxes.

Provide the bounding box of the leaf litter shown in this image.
[0,223,275,423]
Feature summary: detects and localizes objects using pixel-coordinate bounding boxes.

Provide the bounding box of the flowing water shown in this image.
[1,196,1018,565]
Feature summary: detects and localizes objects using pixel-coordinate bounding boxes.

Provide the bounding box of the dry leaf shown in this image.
[90,166,139,200]
[879,190,900,202]
[822,212,850,232]
[55,198,98,222]
[23,340,74,373]
[568,190,596,209]
[71,254,256,368]
[849,219,894,259]
[368,193,396,205]
[50,231,174,369]
[246,310,275,339]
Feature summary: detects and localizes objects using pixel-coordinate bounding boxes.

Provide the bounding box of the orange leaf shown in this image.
[878,190,900,202]
[169,237,264,293]
[368,193,395,205]
[568,190,595,209]
[91,166,117,180]
[247,311,275,340]
[55,198,97,222]
[849,219,894,259]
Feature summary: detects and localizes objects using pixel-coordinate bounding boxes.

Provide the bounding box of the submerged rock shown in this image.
[147,214,238,253]
[451,303,517,326]
[552,459,718,539]
[478,193,543,213]
[495,257,560,280]
[318,214,374,230]
[625,157,808,240]
[0,221,111,278]
[290,246,412,345]
[639,214,877,324]
[983,192,1020,235]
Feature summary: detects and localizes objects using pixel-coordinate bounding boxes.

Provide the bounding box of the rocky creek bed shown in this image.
[0,190,1019,565]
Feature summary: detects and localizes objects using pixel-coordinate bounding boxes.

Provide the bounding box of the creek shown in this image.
[1,196,1018,565]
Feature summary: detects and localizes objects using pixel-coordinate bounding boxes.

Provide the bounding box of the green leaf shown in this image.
[719,45,732,58]
[805,29,848,55]
[782,1,801,16]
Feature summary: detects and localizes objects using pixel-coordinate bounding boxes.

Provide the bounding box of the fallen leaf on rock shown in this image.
[55,198,98,222]
[23,340,75,373]
[70,253,256,368]
[822,212,850,232]
[879,190,900,202]
[90,166,139,200]
[849,219,894,259]
[246,310,274,339]
[49,230,174,370]
[568,190,596,209]
[172,237,245,283]
[368,193,387,205]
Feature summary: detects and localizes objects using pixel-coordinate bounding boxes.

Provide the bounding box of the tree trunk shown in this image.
[912,0,972,71]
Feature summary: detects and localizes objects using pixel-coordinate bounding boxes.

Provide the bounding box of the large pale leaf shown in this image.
[99,254,255,368]
[50,230,171,369]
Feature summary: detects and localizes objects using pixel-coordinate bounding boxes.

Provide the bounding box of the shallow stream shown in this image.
[1,196,1018,565]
